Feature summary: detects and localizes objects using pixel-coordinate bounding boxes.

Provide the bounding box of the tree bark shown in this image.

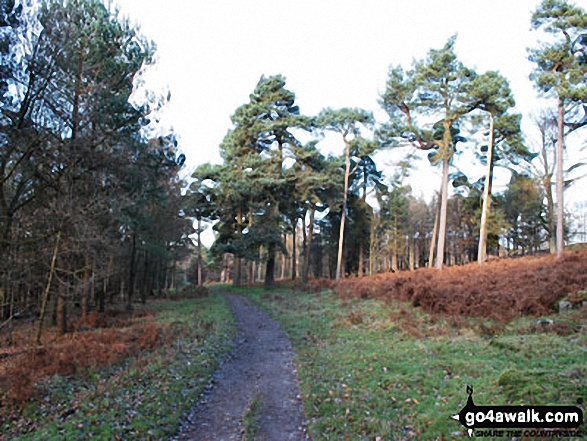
[280,233,287,279]
[197,217,203,285]
[36,231,60,346]
[358,242,364,277]
[291,218,297,280]
[302,207,315,284]
[57,260,68,335]
[264,242,276,288]
[369,215,377,276]
[435,157,450,269]
[478,112,495,264]
[127,231,136,311]
[392,211,398,272]
[336,139,351,280]
[233,256,241,287]
[556,97,565,258]
[428,193,440,268]
[409,235,415,271]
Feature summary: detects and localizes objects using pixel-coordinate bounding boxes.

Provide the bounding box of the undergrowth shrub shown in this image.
[1,318,164,409]
[330,251,587,322]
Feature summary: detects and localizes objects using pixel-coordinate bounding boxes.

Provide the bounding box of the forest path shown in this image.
[174,292,309,440]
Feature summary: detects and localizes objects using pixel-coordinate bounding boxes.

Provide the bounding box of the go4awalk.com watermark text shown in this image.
[452,386,584,438]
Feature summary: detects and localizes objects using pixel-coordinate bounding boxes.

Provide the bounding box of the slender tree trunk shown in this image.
[358,175,369,277]
[544,174,556,253]
[280,233,287,279]
[369,216,377,276]
[302,207,315,284]
[428,193,440,268]
[301,214,307,275]
[435,157,450,269]
[90,258,96,310]
[409,235,415,271]
[556,97,565,259]
[141,252,148,304]
[234,257,242,288]
[36,231,60,346]
[197,217,203,285]
[336,140,352,280]
[264,243,276,288]
[57,259,68,335]
[264,202,279,288]
[291,218,297,280]
[358,243,364,277]
[257,252,263,282]
[127,231,136,311]
[478,112,495,264]
[392,212,398,272]
[82,262,89,319]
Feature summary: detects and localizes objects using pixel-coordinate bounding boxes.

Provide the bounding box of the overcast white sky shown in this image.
[115,0,586,207]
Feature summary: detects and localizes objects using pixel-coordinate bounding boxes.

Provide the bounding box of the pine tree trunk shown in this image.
[544,174,556,253]
[127,231,136,311]
[429,193,440,268]
[197,217,203,285]
[435,157,450,269]
[409,235,415,271]
[358,242,364,277]
[556,97,565,258]
[392,212,398,272]
[281,234,287,279]
[302,207,315,284]
[291,218,297,280]
[478,112,495,264]
[234,257,241,287]
[336,140,352,280]
[265,243,275,288]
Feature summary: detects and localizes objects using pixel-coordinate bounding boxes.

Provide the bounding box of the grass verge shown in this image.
[230,286,586,440]
[2,290,236,440]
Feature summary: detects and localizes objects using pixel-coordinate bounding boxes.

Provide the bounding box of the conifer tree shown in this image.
[379,36,478,269]
[529,0,587,258]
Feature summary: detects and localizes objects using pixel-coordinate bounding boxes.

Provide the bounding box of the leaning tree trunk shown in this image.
[36,231,60,346]
[428,192,440,268]
[336,140,352,280]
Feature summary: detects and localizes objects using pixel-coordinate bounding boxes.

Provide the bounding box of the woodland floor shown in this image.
[173,292,309,441]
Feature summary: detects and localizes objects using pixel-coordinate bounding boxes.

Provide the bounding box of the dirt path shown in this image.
[174,293,309,440]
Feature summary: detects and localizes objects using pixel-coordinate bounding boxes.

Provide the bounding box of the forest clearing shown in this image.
[1,251,586,439]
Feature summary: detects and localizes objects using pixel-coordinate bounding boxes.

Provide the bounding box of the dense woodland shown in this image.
[1,0,586,338]
[0,0,190,340]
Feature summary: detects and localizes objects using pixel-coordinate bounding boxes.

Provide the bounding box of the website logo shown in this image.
[452,386,584,438]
